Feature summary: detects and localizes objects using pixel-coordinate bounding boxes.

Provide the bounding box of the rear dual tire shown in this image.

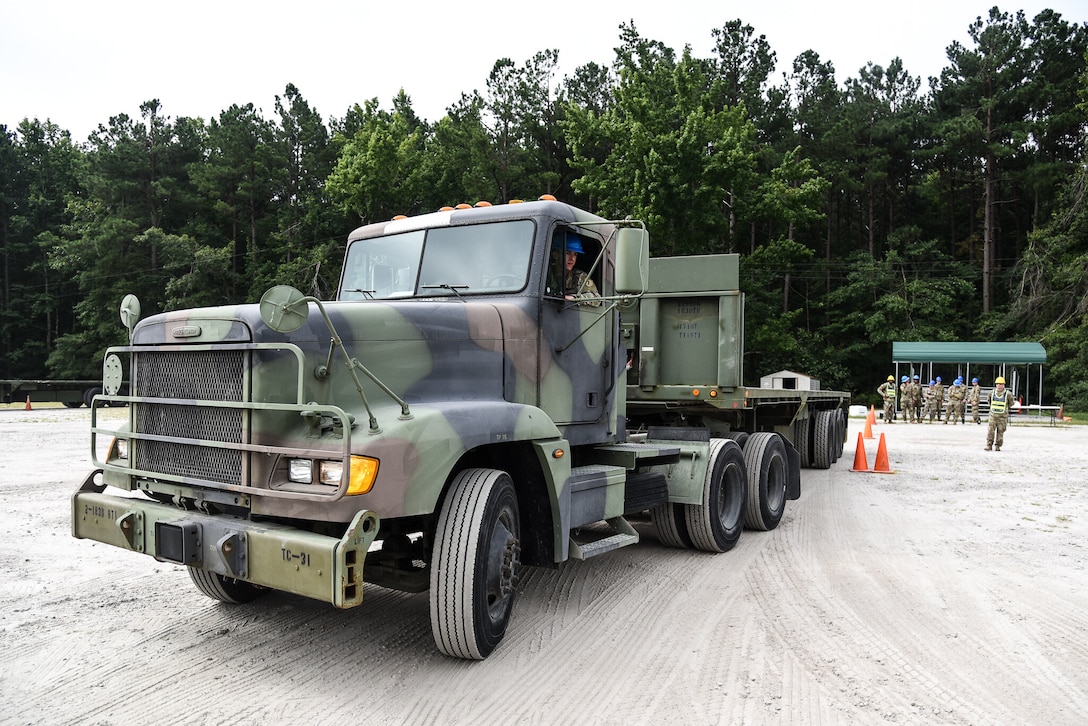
[652,438,746,552]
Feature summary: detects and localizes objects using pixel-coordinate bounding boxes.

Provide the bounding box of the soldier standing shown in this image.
[877,375,897,423]
[930,376,945,422]
[899,376,914,423]
[986,377,1011,451]
[944,377,966,424]
[910,375,923,423]
[968,377,982,423]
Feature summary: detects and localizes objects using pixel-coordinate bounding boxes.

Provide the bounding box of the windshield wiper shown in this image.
[420,284,469,301]
[343,288,376,299]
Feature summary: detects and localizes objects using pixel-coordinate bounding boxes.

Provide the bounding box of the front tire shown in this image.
[430,468,521,660]
[188,568,265,604]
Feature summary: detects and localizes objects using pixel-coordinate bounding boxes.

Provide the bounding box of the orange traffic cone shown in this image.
[867,405,876,425]
[849,432,871,472]
[24,395,32,411]
[872,433,894,474]
[863,416,874,440]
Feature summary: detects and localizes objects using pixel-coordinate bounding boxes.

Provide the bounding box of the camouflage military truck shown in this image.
[73,198,849,659]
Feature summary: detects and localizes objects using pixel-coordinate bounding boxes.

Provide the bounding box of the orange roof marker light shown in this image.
[474,201,492,207]
[439,206,454,212]
[509,199,524,204]
[539,194,557,201]
[455,203,472,210]
[392,214,408,220]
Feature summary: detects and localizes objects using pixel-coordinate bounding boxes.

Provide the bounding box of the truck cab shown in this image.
[73,198,848,660]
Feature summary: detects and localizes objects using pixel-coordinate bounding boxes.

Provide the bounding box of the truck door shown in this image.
[539,230,613,429]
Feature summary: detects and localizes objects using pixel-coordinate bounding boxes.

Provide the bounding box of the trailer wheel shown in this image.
[743,432,789,531]
[835,407,847,460]
[430,468,520,660]
[62,401,82,409]
[812,409,835,469]
[188,568,266,604]
[83,387,102,408]
[685,438,746,552]
[794,416,813,468]
[723,431,750,449]
[650,503,691,548]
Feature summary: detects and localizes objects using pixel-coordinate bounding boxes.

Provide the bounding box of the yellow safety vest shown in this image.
[990,390,1009,414]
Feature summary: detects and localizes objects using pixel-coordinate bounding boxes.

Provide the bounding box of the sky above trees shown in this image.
[3,1,1085,141]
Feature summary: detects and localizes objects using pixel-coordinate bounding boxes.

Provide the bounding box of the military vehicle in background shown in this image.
[2,379,120,408]
[73,197,849,659]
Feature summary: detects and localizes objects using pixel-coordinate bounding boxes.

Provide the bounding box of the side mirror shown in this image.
[614,227,648,295]
[259,285,310,333]
[119,294,141,335]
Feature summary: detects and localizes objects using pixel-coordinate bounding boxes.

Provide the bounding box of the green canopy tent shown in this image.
[891,342,1047,405]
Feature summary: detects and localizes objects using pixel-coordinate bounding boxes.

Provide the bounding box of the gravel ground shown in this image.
[1,407,1085,725]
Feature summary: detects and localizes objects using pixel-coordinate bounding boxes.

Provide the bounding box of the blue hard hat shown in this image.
[913,375,919,380]
[902,376,909,382]
[972,377,978,384]
[929,380,935,385]
[936,376,942,382]
[563,234,584,254]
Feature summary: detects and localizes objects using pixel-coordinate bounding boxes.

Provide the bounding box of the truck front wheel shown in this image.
[188,568,266,604]
[743,432,789,531]
[430,468,521,660]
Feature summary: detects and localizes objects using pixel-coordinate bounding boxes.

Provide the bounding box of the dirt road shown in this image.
[1,408,1086,725]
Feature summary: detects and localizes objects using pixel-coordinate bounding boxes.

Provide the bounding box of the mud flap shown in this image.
[785,441,801,500]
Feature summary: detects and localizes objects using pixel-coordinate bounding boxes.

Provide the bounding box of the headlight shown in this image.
[109,437,129,461]
[318,460,342,485]
[288,458,313,483]
[286,456,378,494]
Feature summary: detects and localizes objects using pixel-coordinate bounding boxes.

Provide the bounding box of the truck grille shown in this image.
[134,350,246,485]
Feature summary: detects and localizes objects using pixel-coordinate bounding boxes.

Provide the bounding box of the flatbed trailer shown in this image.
[2,380,102,407]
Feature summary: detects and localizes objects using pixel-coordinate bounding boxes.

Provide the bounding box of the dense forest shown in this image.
[3,8,1088,407]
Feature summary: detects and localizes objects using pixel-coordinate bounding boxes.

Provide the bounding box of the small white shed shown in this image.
[760,370,821,391]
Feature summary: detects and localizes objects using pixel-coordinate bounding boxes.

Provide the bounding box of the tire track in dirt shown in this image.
[752,458,1088,725]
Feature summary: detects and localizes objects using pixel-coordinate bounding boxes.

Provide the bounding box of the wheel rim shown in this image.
[483,499,519,624]
[765,453,787,512]
[715,460,745,530]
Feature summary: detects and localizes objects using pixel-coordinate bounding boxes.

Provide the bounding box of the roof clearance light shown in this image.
[509,199,524,204]
[439,206,454,212]
[455,203,472,209]
[474,201,492,207]
[539,194,557,201]
[392,214,407,220]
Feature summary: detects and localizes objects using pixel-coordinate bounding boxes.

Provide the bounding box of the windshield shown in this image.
[340,220,535,300]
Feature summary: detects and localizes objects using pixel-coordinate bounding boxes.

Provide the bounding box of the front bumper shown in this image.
[72,470,379,608]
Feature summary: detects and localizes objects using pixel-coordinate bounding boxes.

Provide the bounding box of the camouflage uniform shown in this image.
[986,387,1011,450]
[928,380,945,422]
[877,379,897,423]
[564,268,601,306]
[899,378,914,423]
[910,377,923,423]
[944,381,966,424]
[968,382,981,423]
